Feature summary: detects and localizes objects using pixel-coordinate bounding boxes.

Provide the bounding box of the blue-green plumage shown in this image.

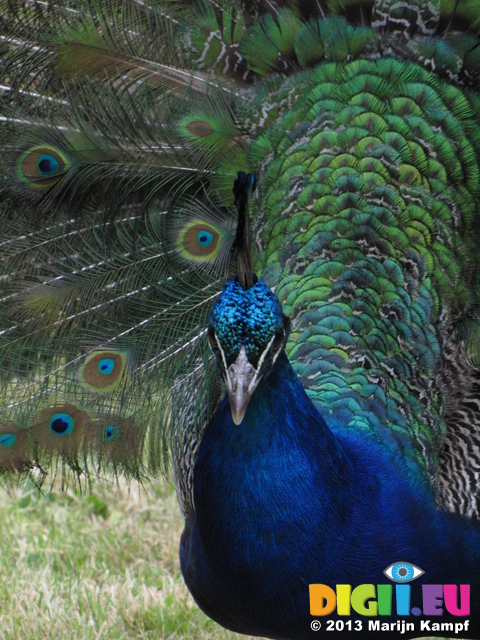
[183,277,480,639]
[2,1,480,638]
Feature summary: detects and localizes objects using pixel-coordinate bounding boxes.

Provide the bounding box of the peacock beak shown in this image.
[225,345,260,425]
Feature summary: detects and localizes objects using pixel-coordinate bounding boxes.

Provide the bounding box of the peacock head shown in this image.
[208,277,290,425]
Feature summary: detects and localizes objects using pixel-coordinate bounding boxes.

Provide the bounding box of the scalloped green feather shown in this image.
[238,9,303,76]
[295,17,377,68]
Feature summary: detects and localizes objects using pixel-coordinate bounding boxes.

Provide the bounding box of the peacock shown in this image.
[180,171,480,639]
[1,0,480,637]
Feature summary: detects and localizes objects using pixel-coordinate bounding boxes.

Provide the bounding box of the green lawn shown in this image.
[0,479,259,640]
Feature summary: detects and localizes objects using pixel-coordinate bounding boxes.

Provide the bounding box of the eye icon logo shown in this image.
[384,562,424,583]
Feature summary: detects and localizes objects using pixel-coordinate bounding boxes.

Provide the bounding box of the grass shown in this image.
[0,479,444,640]
[0,479,262,640]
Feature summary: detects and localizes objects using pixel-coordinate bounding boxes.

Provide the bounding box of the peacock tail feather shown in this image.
[1,0,480,527]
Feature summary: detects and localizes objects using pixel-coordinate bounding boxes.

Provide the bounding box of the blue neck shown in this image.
[185,351,480,637]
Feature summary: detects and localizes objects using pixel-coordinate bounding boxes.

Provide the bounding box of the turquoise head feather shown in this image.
[209,277,290,424]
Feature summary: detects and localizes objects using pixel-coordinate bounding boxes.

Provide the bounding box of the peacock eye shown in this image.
[38,153,59,176]
[0,425,28,471]
[50,412,75,436]
[98,358,115,375]
[185,120,214,138]
[198,230,214,247]
[79,350,127,391]
[178,221,221,261]
[17,145,69,188]
[383,562,424,583]
[101,424,120,441]
[0,433,17,447]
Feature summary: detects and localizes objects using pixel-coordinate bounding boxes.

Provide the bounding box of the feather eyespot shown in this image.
[0,424,29,472]
[198,230,215,247]
[98,358,115,375]
[186,120,215,138]
[80,351,127,391]
[30,404,92,456]
[101,424,120,441]
[17,145,70,188]
[49,413,75,436]
[178,221,221,261]
[94,416,143,466]
[0,433,17,447]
